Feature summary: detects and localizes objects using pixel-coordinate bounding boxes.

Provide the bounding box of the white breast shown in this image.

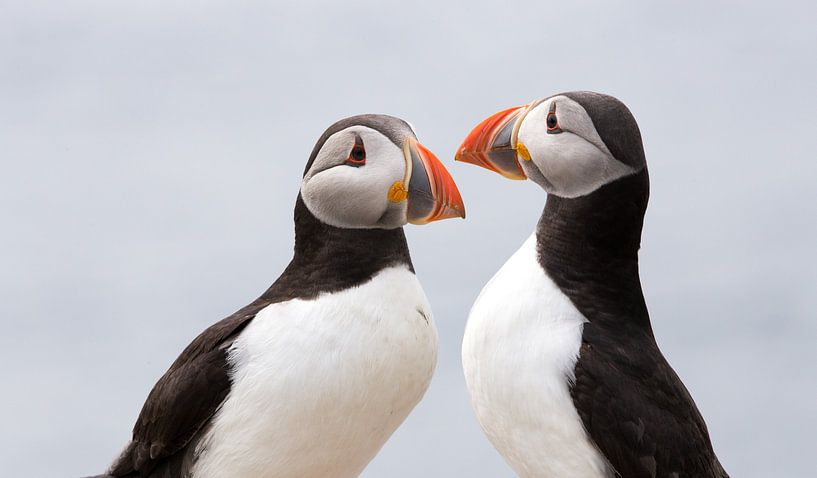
[462,234,612,478]
[193,266,437,478]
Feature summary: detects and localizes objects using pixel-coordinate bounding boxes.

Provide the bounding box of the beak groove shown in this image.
[405,139,466,225]
[455,105,529,180]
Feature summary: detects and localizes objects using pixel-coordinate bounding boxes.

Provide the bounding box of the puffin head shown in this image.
[456,91,646,199]
[301,114,465,229]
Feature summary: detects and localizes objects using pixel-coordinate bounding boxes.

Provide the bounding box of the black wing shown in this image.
[109,301,268,477]
[570,324,729,478]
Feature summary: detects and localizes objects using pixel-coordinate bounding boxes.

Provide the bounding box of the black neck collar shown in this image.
[536,170,652,331]
[257,194,413,304]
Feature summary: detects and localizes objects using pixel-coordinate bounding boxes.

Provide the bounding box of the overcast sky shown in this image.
[2,1,816,477]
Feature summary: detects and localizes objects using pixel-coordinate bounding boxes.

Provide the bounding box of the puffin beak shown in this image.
[401,138,466,225]
[455,104,529,180]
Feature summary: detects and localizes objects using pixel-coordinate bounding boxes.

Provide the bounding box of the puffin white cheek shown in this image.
[302,168,390,228]
[537,140,602,192]
[533,137,633,198]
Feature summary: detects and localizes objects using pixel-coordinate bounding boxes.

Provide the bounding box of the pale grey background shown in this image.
[1,1,815,477]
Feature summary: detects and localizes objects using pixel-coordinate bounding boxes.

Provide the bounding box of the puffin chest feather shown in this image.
[193,266,437,478]
[462,234,612,478]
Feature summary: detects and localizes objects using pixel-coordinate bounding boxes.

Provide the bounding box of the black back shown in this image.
[106,118,413,477]
[536,92,728,477]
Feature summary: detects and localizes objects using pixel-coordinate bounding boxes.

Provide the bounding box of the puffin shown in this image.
[90,114,465,478]
[456,92,728,478]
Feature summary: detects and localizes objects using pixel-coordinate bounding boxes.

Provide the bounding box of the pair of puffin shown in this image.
[88,92,727,478]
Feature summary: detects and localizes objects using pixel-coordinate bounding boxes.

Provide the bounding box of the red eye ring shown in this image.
[346,136,366,166]
[546,102,562,134]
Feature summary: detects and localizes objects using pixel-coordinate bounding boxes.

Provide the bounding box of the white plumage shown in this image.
[192,266,437,478]
[462,234,612,478]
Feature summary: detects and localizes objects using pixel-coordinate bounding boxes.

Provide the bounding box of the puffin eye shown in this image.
[546,102,562,134]
[346,136,366,166]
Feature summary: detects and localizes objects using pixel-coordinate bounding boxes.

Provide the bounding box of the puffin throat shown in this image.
[535,170,652,330]
[255,195,414,305]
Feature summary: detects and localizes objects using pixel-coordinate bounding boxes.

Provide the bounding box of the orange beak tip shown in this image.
[456,104,529,180]
[406,139,467,224]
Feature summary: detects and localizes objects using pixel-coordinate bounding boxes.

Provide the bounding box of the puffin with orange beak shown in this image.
[459,92,728,477]
[94,115,464,478]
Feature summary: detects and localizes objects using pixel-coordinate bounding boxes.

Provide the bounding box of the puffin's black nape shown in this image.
[561,91,646,170]
[302,114,415,176]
